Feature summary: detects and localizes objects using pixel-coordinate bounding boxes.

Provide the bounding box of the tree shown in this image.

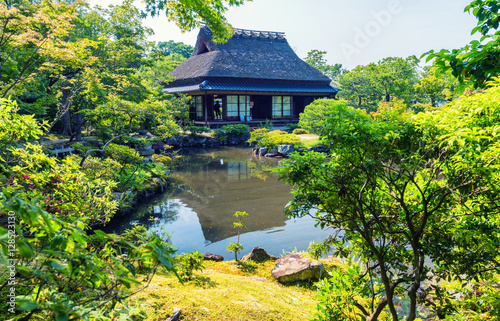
[413,65,458,107]
[142,0,249,41]
[304,49,344,81]
[424,0,500,89]
[0,193,177,320]
[338,56,419,112]
[298,98,349,136]
[277,87,500,320]
[154,40,194,59]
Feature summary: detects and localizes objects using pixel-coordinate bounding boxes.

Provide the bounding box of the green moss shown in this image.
[127,257,341,321]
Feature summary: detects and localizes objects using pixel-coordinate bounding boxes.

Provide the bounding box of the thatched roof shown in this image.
[166,26,335,90]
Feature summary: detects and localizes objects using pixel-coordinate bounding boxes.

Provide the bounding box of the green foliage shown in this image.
[210,129,227,141]
[299,99,349,136]
[285,122,300,132]
[220,124,249,136]
[338,56,419,111]
[259,130,300,149]
[314,258,381,321]
[226,211,249,261]
[307,239,333,260]
[0,98,47,162]
[5,144,118,225]
[257,119,273,130]
[292,128,309,135]
[153,40,194,59]
[424,1,500,89]
[106,143,142,164]
[277,83,500,320]
[413,65,458,107]
[248,128,300,149]
[186,125,210,136]
[70,142,93,156]
[0,192,178,320]
[142,0,249,42]
[304,50,344,81]
[176,251,205,281]
[247,128,269,146]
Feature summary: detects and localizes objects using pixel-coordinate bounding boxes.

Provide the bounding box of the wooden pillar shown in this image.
[204,92,208,127]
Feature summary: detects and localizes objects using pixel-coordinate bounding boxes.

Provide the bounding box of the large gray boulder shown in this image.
[271,253,324,283]
[258,147,268,156]
[278,144,294,156]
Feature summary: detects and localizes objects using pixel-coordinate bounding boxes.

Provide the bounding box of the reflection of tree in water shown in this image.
[133,179,188,224]
[247,159,278,181]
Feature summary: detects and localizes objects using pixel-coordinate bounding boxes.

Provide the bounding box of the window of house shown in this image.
[227,95,250,120]
[195,96,203,119]
[272,96,292,118]
[227,95,239,118]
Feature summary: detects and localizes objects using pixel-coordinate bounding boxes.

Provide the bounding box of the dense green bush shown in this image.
[186,126,210,136]
[247,128,269,146]
[220,124,249,136]
[293,128,309,135]
[106,143,142,164]
[0,193,178,320]
[210,129,227,141]
[299,99,349,136]
[176,251,205,281]
[259,130,300,149]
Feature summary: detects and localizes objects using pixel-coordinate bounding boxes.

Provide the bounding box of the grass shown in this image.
[297,134,320,149]
[127,257,341,321]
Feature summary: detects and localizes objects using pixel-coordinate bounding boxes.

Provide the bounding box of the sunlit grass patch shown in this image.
[128,257,341,321]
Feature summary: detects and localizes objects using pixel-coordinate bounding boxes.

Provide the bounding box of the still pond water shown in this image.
[104,147,331,259]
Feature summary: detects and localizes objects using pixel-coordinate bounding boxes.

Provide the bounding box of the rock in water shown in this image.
[271,253,324,283]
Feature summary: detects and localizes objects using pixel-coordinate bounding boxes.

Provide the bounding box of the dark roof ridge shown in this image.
[233,27,286,40]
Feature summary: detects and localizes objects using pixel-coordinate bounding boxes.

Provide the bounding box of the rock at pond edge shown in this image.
[271,253,324,283]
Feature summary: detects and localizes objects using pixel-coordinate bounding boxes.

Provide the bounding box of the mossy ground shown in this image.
[128,257,340,321]
[297,134,320,148]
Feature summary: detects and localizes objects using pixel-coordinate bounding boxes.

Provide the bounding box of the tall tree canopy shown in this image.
[337,56,419,112]
[425,0,500,89]
[278,82,500,320]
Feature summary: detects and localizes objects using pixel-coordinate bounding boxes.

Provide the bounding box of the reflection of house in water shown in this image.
[174,155,292,244]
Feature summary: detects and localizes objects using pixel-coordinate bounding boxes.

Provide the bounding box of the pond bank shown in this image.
[102,147,332,258]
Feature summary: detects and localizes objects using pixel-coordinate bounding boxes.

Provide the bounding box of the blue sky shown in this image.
[90,0,480,70]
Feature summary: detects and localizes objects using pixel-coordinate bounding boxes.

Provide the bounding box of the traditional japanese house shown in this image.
[164,26,340,127]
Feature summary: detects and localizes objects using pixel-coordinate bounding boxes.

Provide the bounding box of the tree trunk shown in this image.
[72,113,83,141]
[59,88,72,136]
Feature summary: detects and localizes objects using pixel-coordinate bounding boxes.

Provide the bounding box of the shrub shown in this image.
[257,119,273,130]
[0,194,177,320]
[211,129,227,141]
[260,130,300,149]
[154,154,172,165]
[176,251,205,281]
[105,143,141,165]
[186,125,210,136]
[299,99,349,136]
[221,124,249,136]
[286,122,300,132]
[71,142,93,155]
[247,128,269,146]
[293,128,309,135]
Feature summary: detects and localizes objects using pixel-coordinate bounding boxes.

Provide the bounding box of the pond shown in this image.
[103,147,331,259]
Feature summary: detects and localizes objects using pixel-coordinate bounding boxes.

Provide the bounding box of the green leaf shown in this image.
[18,302,38,311]
[17,242,33,258]
[55,313,69,321]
